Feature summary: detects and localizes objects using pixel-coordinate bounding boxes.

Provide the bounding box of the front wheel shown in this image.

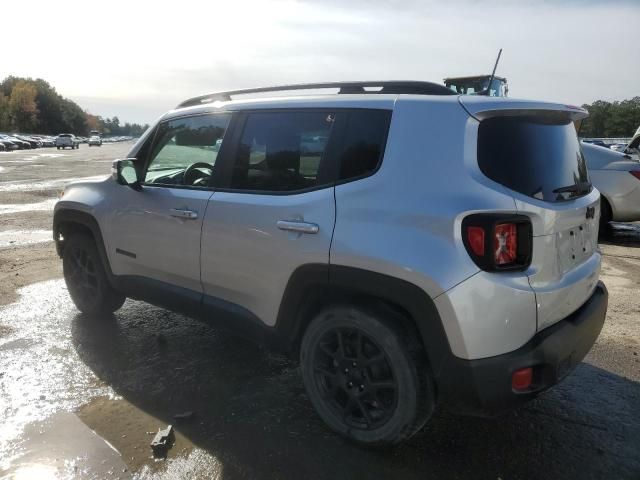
[63,234,126,314]
[300,304,434,446]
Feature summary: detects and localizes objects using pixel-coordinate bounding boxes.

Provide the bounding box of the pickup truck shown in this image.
[55,134,80,150]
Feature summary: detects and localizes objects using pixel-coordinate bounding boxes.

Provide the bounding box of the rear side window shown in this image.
[478,116,590,202]
[338,110,390,181]
[229,111,334,192]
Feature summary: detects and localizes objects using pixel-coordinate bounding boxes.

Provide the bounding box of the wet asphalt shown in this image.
[0,145,639,479]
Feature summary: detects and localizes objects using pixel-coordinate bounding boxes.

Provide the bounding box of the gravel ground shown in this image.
[0,144,638,479]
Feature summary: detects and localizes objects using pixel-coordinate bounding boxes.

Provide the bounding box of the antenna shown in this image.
[482,48,502,96]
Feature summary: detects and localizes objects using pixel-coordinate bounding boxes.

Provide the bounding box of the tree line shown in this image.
[580,97,640,138]
[0,76,149,136]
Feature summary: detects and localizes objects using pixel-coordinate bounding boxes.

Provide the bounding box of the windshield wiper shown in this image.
[553,182,592,194]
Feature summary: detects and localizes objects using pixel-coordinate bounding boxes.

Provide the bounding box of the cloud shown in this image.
[2,0,638,123]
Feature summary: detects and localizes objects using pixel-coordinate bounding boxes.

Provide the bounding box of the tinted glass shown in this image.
[230,111,334,192]
[478,117,590,202]
[145,114,230,187]
[338,110,390,180]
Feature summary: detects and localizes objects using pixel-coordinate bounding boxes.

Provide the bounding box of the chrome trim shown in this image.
[170,208,198,220]
[276,220,319,234]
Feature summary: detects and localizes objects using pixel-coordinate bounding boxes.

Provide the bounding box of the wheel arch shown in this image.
[275,264,452,379]
[53,209,116,286]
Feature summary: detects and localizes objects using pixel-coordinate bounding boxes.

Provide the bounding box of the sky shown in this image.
[1,0,638,125]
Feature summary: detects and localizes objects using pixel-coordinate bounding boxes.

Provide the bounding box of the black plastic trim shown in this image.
[439,282,608,415]
[461,213,533,271]
[52,209,118,289]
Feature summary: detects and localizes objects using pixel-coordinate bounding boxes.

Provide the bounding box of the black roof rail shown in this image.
[176,80,455,108]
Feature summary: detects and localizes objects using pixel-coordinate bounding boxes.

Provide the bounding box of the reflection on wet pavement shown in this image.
[0,281,113,451]
[0,230,53,248]
[0,199,57,215]
[0,175,107,192]
[1,278,639,479]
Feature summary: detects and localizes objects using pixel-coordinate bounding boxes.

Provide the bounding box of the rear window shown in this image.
[478,116,590,202]
[59,134,72,138]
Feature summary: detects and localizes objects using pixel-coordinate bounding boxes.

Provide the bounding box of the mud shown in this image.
[0,144,639,479]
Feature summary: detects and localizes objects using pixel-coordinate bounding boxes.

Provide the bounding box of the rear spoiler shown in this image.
[458,96,589,122]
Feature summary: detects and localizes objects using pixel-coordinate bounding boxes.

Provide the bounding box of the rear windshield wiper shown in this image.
[553,182,592,195]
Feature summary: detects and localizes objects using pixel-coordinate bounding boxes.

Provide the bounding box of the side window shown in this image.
[144,114,231,187]
[338,110,390,181]
[229,111,334,192]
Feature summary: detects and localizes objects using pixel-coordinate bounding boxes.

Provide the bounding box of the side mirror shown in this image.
[112,158,142,191]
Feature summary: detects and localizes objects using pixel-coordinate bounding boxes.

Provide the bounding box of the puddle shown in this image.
[0,199,57,215]
[0,230,53,248]
[0,280,114,451]
[0,279,224,479]
[0,175,106,193]
[1,411,130,480]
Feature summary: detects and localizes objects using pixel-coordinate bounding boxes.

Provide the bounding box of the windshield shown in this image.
[478,116,590,202]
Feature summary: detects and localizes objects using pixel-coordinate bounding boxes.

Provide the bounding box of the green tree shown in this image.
[9,80,39,132]
[581,97,640,138]
[0,92,10,130]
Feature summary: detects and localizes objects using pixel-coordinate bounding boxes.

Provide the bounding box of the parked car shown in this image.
[582,139,608,148]
[15,135,40,148]
[54,81,608,446]
[88,135,102,147]
[624,130,640,161]
[0,137,19,151]
[55,134,80,150]
[609,143,628,152]
[0,134,30,149]
[581,141,640,229]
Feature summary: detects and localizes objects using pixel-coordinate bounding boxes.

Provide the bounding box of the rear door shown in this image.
[200,110,338,326]
[472,101,601,331]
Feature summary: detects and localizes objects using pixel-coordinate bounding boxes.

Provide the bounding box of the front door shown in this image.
[104,113,232,300]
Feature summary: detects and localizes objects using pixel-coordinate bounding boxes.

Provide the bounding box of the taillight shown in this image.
[462,214,532,271]
[467,226,485,256]
[630,171,640,181]
[494,223,517,265]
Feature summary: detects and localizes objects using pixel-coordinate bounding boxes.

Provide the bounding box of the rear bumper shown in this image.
[437,281,608,415]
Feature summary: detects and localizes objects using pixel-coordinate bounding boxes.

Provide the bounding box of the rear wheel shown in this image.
[300,304,434,446]
[63,234,125,314]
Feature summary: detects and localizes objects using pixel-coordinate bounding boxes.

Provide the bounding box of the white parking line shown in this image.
[0,230,53,248]
[0,199,58,215]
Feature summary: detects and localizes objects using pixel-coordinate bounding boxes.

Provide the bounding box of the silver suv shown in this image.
[53,81,608,446]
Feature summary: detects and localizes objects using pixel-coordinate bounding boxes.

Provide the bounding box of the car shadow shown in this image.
[600,222,640,248]
[71,303,640,480]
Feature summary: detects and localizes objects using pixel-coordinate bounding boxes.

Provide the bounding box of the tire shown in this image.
[63,233,126,315]
[300,304,434,446]
[599,196,612,234]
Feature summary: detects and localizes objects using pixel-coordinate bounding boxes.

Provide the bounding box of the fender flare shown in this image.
[275,263,452,378]
[53,209,117,287]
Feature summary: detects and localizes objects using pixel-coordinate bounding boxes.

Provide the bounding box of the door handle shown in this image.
[277,220,319,234]
[170,208,198,220]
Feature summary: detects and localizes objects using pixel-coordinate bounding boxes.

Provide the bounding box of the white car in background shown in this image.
[582,141,640,228]
[623,130,640,161]
[88,135,102,147]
